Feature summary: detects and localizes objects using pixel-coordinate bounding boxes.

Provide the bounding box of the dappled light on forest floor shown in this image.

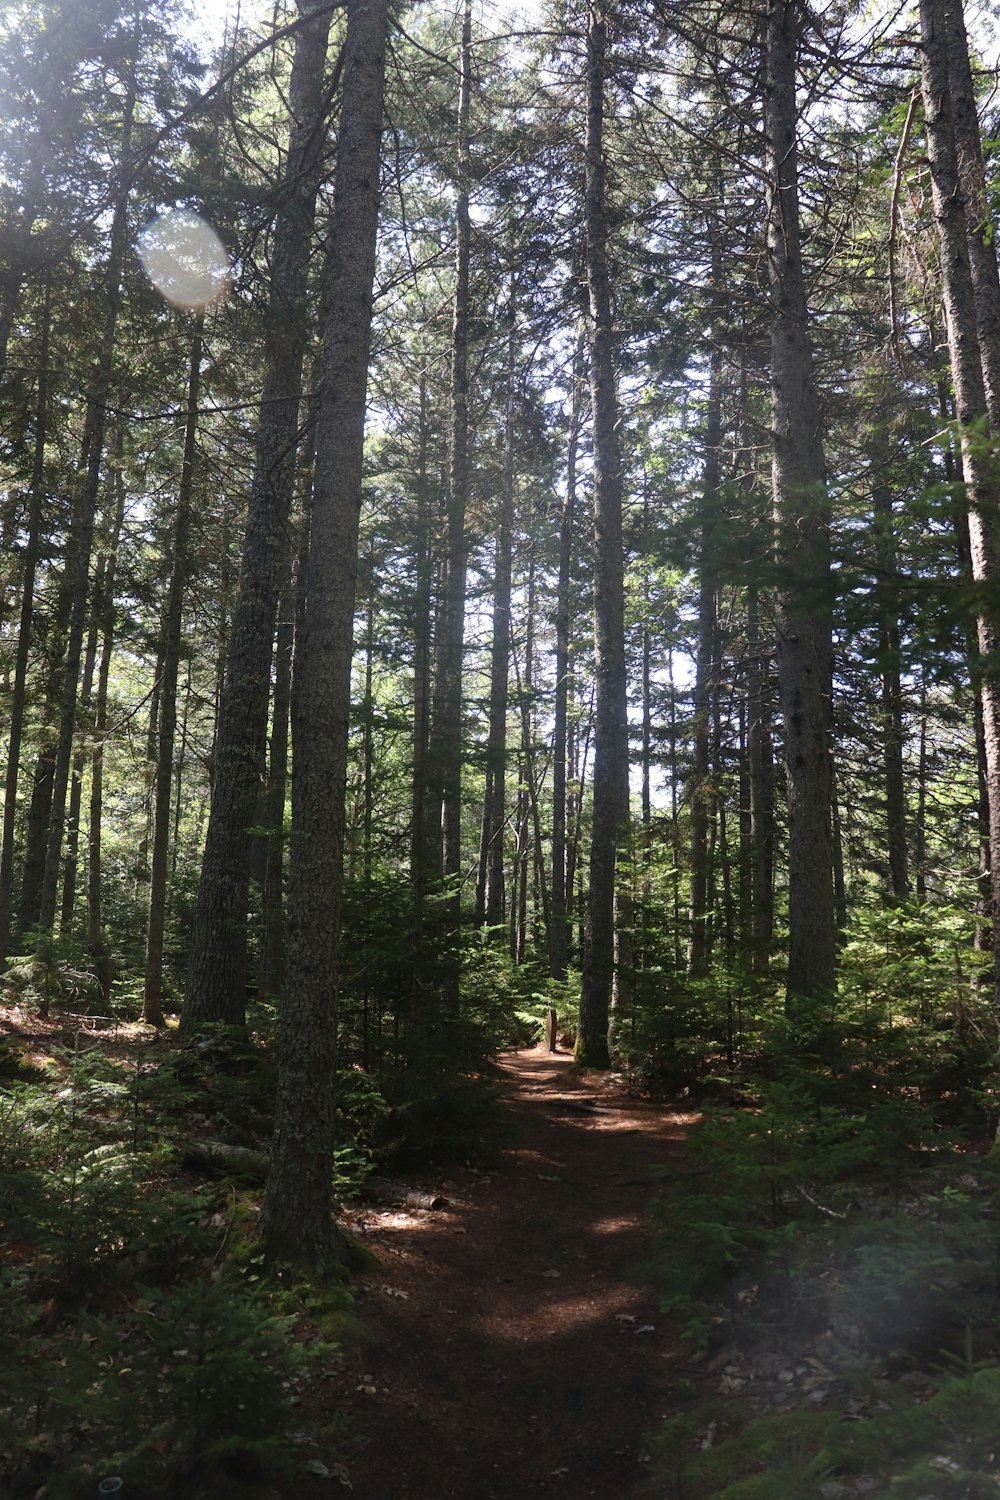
[311,1045,693,1500]
[587,1214,643,1236]
[476,1285,648,1344]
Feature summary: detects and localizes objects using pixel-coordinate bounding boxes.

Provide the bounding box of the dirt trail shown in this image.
[307,1046,696,1500]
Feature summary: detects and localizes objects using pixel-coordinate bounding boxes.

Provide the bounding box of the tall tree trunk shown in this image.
[943,0,1000,427]
[746,584,775,971]
[144,321,203,1027]
[16,746,58,939]
[0,147,45,397]
[667,644,683,969]
[638,487,654,973]
[16,554,73,938]
[512,574,551,951]
[872,450,910,900]
[410,372,433,1008]
[916,672,928,899]
[38,87,135,933]
[87,460,126,1009]
[687,343,722,977]
[182,0,335,1032]
[0,274,51,963]
[764,0,836,1006]
[577,0,629,1067]
[831,759,848,933]
[136,631,163,891]
[259,562,295,1001]
[425,0,473,1007]
[59,561,103,932]
[262,0,387,1275]
[571,693,594,960]
[172,675,191,879]
[939,379,993,962]
[941,0,1000,969]
[477,298,516,931]
[737,694,753,959]
[565,681,581,958]
[511,555,537,965]
[920,0,1000,1029]
[549,354,583,981]
[359,579,376,1064]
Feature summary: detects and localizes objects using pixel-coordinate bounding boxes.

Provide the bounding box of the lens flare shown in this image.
[139,209,233,310]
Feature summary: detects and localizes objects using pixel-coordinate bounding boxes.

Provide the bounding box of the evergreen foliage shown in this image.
[0,1025,356,1495]
[5,0,1000,1482]
[645,987,1000,1497]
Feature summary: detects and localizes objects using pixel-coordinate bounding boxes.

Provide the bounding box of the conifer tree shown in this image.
[263,0,388,1274]
[181,0,336,1033]
[763,0,837,1006]
[577,0,629,1067]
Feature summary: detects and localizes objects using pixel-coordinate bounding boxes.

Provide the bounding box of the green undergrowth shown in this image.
[0,1029,358,1498]
[0,943,517,1497]
[655,1350,1000,1498]
[644,958,1000,1498]
[0,1272,339,1500]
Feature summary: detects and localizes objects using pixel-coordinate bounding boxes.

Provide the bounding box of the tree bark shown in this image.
[512,580,552,951]
[941,0,1000,967]
[87,455,126,1009]
[746,584,775,971]
[916,672,929,899]
[38,86,135,934]
[687,342,722,977]
[549,352,583,981]
[182,0,335,1032]
[942,0,1000,429]
[259,562,295,1001]
[577,0,629,1068]
[424,0,473,1009]
[920,0,1000,1028]
[144,322,203,1027]
[939,380,993,961]
[59,560,103,932]
[410,372,433,1009]
[0,274,51,963]
[638,484,654,969]
[764,0,836,1007]
[872,447,909,900]
[477,297,516,932]
[262,0,387,1276]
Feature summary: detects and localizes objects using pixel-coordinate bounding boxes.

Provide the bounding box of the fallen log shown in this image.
[167,1135,269,1180]
[404,1190,450,1211]
[362,1179,450,1210]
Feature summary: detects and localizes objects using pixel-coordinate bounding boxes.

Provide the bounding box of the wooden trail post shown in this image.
[545,1006,558,1052]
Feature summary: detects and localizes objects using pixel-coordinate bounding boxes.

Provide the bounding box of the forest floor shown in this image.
[301,1045,700,1500]
[4,1011,987,1497]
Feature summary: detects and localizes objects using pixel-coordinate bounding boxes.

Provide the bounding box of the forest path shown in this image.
[304,1046,697,1500]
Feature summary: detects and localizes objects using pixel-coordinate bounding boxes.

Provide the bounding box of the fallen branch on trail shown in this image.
[542,1097,612,1115]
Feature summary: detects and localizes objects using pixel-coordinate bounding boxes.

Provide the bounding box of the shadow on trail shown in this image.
[302,1046,696,1500]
